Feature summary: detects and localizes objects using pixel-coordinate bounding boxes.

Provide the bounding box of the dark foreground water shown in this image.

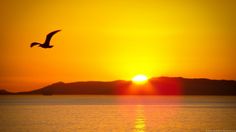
[0,95,236,132]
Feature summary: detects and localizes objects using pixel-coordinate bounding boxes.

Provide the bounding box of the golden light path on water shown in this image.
[134,105,146,132]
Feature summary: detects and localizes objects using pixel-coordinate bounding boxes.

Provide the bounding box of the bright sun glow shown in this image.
[132,75,148,84]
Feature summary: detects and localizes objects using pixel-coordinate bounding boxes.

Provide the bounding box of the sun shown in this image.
[132,75,148,84]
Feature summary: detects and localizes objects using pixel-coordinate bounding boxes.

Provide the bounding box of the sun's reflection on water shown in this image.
[134,105,146,132]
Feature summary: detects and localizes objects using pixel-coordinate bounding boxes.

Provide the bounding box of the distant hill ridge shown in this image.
[1,77,236,95]
[0,89,12,95]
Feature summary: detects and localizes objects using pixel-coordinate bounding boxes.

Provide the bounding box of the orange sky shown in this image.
[0,0,235,92]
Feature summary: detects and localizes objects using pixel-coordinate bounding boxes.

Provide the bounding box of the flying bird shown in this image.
[31,30,61,48]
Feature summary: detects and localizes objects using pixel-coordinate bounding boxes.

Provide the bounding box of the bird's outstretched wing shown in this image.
[30,42,40,47]
[44,30,61,45]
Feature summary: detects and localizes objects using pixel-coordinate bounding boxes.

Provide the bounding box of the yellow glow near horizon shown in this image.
[132,75,148,84]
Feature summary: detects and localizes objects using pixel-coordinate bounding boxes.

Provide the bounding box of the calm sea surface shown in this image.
[0,95,236,132]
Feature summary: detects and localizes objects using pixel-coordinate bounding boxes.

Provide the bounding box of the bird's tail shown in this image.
[30,42,41,47]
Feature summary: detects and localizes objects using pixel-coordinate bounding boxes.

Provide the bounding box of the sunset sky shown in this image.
[0,0,235,92]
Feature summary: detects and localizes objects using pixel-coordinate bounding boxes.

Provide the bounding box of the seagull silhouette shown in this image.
[31,30,61,48]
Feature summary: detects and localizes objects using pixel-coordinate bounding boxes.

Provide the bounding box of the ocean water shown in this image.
[0,95,236,132]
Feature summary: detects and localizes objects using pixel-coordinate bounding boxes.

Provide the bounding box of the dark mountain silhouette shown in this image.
[149,77,236,95]
[0,89,13,95]
[6,77,236,95]
[18,80,131,95]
